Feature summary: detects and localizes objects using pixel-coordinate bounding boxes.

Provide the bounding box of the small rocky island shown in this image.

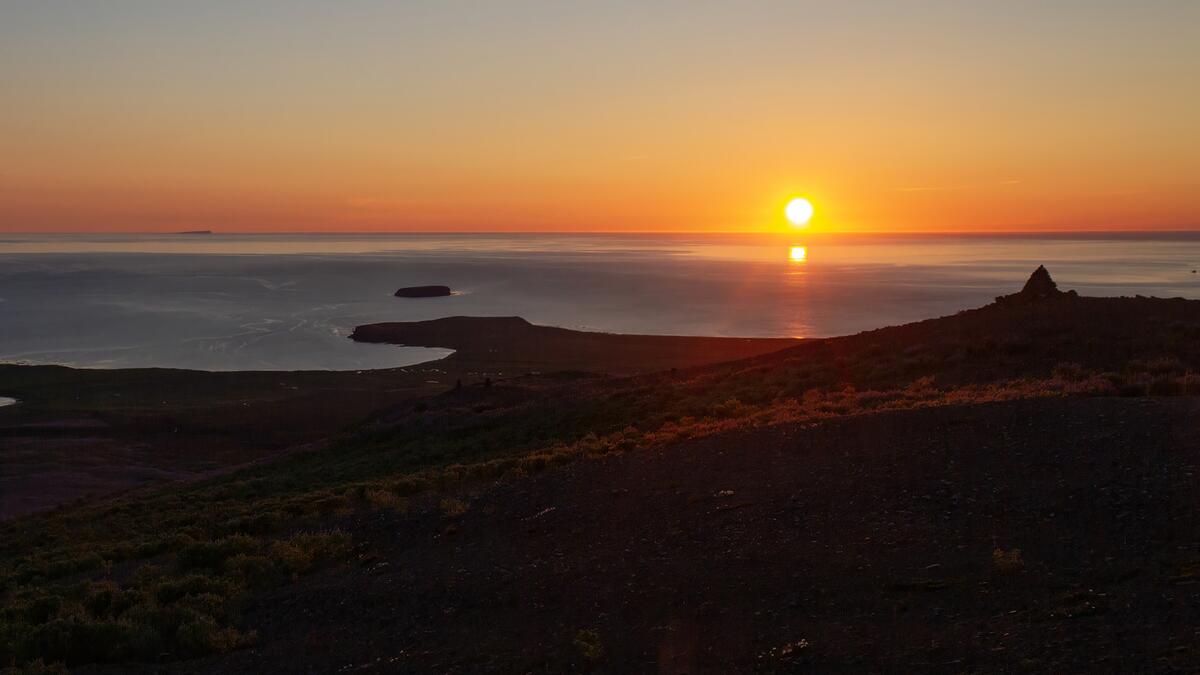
[394,285,452,298]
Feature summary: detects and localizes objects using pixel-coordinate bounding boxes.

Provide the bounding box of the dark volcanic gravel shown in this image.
[188,397,1200,673]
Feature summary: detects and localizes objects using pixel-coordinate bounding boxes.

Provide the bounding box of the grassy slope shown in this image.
[0,323,793,520]
[3,289,1200,668]
[204,397,1200,673]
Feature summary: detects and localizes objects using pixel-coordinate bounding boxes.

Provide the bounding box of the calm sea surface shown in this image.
[1,232,1197,371]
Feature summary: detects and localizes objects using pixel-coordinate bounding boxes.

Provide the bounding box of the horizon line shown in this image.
[2,228,1199,237]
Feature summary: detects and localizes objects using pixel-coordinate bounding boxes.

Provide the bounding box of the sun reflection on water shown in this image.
[789,246,807,263]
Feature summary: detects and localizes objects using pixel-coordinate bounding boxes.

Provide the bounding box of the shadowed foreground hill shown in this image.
[0,325,794,519]
[4,269,1200,672]
[194,396,1200,673]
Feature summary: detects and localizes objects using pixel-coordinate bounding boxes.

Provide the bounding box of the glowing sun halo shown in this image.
[786,198,814,227]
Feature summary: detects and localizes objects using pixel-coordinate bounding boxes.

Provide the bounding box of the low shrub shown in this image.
[176,535,258,572]
[440,498,470,518]
[150,574,237,605]
[225,554,279,589]
[174,616,254,657]
[364,489,407,512]
[269,530,351,577]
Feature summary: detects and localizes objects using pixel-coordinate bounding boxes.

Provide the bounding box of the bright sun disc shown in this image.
[785,198,814,227]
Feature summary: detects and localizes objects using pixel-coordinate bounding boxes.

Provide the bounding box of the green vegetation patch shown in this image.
[0,530,349,667]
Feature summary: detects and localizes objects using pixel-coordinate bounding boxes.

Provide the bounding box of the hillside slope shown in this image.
[191,397,1200,673]
[6,269,1200,671]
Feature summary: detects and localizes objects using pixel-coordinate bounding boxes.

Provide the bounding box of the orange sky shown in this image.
[2,2,1197,233]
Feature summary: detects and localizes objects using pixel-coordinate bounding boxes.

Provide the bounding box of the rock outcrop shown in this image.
[996,266,1078,305]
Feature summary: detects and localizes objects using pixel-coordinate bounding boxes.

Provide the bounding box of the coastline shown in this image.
[349,316,799,377]
[3,232,1198,372]
[0,320,796,519]
[6,270,1200,670]
[4,268,1198,521]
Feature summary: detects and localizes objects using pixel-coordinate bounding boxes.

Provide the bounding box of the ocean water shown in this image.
[1,232,1197,371]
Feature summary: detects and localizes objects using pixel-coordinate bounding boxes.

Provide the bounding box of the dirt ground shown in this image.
[170,396,1200,674]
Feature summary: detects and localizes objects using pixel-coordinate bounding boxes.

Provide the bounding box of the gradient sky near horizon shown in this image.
[2,1,1198,233]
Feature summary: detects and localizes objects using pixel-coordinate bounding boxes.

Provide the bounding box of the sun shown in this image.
[785,197,814,227]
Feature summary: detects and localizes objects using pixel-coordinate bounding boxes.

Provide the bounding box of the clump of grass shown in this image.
[439,498,470,518]
[173,615,254,657]
[6,659,68,674]
[992,547,1025,575]
[268,530,351,577]
[225,553,279,590]
[176,534,258,572]
[573,628,605,662]
[364,489,408,512]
